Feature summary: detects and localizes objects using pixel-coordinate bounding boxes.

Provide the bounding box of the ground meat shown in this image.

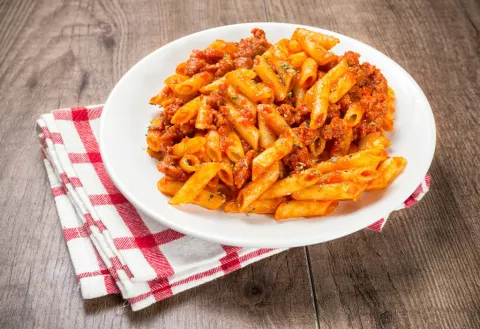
[204,58,235,77]
[240,138,253,153]
[233,57,254,69]
[233,150,255,189]
[213,110,231,129]
[150,120,196,154]
[320,124,333,140]
[283,145,312,174]
[354,119,382,138]
[183,57,208,76]
[233,28,271,59]
[206,92,226,109]
[327,103,341,120]
[182,48,225,76]
[202,48,224,63]
[338,93,352,113]
[292,104,311,125]
[343,51,360,67]
[163,98,185,123]
[329,117,347,139]
[156,154,189,182]
[277,104,296,125]
[213,110,233,154]
[214,58,235,77]
[292,123,319,146]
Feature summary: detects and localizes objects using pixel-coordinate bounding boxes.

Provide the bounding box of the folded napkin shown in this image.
[37,105,430,311]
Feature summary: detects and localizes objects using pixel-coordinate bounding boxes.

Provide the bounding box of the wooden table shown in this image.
[1,0,479,328]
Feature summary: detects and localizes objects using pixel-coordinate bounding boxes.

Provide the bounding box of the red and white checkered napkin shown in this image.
[37,105,430,311]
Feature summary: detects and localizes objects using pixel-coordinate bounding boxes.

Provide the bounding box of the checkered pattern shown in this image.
[37,105,430,311]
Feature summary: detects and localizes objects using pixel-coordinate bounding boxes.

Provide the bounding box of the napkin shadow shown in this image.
[84,294,125,314]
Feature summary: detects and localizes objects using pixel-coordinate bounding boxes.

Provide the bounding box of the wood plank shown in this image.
[264,0,480,327]
[0,0,317,328]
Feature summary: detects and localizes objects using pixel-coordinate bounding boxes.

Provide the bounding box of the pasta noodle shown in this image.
[275,200,338,220]
[146,27,407,220]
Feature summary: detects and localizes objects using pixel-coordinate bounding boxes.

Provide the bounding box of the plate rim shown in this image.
[99,22,436,248]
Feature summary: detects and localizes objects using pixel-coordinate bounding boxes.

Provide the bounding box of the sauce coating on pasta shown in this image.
[146,28,405,220]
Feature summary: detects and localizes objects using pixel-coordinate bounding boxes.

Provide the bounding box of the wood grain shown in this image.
[264,0,480,327]
[0,0,317,328]
[0,0,479,328]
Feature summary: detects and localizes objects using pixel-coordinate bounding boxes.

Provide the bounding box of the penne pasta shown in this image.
[329,72,356,103]
[277,61,297,92]
[257,104,290,136]
[226,130,245,163]
[383,111,394,131]
[205,130,222,162]
[174,71,213,96]
[358,132,391,150]
[195,96,212,130]
[258,112,277,149]
[309,78,330,129]
[275,200,338,220]
[171,136,206,157]
[217,160,234,186]
[366,157,407,190]
[169,162,230,205]
[224,198,284,214]
[206,176,220,192]
[157,178,226,210]
[223,102,260,150]
[146,130,163,152]
[309,136,326,156]
[252,129,294,180]
[315,166,379,185]
[225,69,272,102]
[237,162,280,211]
[257,82,275,104]
[343,102,364,127]
[146,147,163,160]
[175,62,187,75]
[150,86,173,106]
[289,52,308,68]
[164,73,190,86]
[254,56,287,101]
[225,84,257,119]
[298,57,318,88]
[315,148,388,173]
[261,168,322,199]
[292,182,365,201]
[208,40,239,54]
[323,59,349,84]
[293,28,338,65]
[147,27,406,220]
[288,39,302,53]
[171,96,202,124]
[293,77,307,107]
[199,77,227,94]
[179,154,201,173]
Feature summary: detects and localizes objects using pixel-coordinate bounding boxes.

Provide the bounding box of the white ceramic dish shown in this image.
[100,23,435,248]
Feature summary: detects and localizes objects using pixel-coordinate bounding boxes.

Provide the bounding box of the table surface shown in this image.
[1,0,479,328]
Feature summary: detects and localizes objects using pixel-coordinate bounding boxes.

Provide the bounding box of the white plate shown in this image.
[100,23,435,248]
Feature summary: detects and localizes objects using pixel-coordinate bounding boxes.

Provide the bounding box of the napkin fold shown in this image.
[37,105,430,311]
